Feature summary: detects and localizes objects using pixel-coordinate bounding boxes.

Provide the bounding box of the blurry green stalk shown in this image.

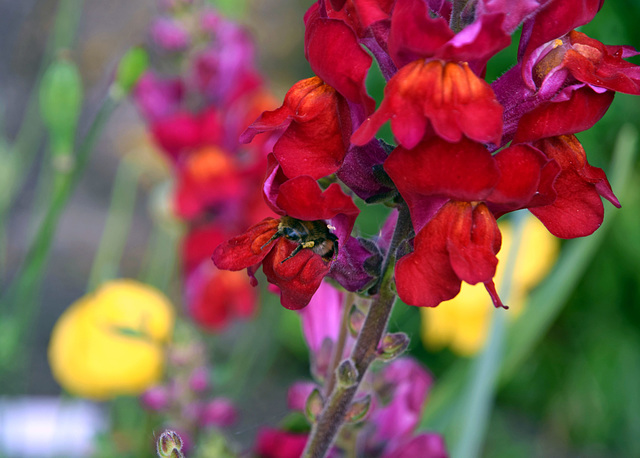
[87,158,141,291]
[0,91,121,372]
[0,0,84,226]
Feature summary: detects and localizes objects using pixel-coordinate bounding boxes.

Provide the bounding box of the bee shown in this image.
[262,216,339,263]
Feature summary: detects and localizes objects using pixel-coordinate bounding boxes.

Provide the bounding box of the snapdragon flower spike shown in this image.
[385,137,549,308]
[240,77,352,179]
[212,175,359,310]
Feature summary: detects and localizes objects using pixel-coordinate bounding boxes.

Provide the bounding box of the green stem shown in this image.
[0,91,121,368]
[0,0,84,225]
[302,206,412,458]
[87,158,141,291]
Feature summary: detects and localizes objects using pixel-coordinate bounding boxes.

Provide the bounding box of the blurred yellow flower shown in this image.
[48,279,175,400]
[421,214,559,356]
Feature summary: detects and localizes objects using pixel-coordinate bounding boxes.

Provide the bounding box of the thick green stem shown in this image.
[302,206,413,458]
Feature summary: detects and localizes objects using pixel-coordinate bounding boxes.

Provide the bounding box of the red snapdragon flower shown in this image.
[385,137,550,308]
[528,135,620,238]
[352,60,504,149]
[212,175,359,310]
[351,0,511,149]
[241,77,352,180]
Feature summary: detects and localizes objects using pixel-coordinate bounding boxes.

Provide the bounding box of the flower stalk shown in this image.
[302,206,412,458]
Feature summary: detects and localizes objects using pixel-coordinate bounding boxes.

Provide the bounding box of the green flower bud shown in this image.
[39,56,83,160]
[115,46,149,95]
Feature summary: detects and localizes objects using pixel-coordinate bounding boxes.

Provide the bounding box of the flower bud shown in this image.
[157,430,185,458]
[345,394,371,423]
[39,55,83,160]
[377,332,410,361]
[348,305,365,337]
[115,46,149,95]
[305,388,325,423]
[336,358,358,388]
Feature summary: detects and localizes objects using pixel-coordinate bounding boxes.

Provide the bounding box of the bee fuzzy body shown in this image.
[264,216,339,263]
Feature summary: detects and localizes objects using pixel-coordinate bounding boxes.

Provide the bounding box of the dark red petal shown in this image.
[520,0,603,62]
[437,13,512,67]
[182,225,228,274]
[186,266,256,331]
[446,203,501,285]
[384,137,500,203]
[487,143,547,207]
[240,77,323,144]
[530,135,618,238]
[276,177,360,241]
[274,86,351,179]
[151,112,203,160]
[353,60,503,148]
[212,218,280,270]
[388,0,454,67]
[305,12,375,113]
[262,239,330,310]
[513,86,614,143]
[563,31,640,94]
[395,204,463,308]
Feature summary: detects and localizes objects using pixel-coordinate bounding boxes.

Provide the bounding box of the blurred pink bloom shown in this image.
[298,281,344,352]
[188,366,210,393]
[151,17,191,51]
[133,72,184,122]
[200,398,237,428]
[287,381,317,412]
[140,385,170,411]
[371,358,433,445]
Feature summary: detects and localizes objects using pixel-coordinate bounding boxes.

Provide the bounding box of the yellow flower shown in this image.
[48,279,175,400]
[420,214,558,356]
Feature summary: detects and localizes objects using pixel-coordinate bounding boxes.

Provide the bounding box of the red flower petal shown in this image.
[352,61,503,148]
[520,0,603,63]
[388,0,453,67]
[241,77,351,179]
[563,31,640,94]
[384,137,500,226]
[212,218,280,270]
[487,143,547,208]
[395,204,463,308]
[276,177,360,242]
[513,86,614,143]
[395,201,502,308]
[446,203,501,285]
[305,10,375,113]
[262,239,331,310]
[530,135,619,238]
[186,266,256,331]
